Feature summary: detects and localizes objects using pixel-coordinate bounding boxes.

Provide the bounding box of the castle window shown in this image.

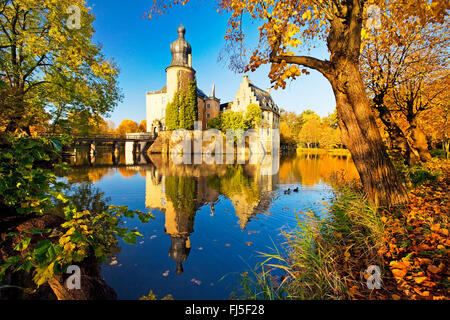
[207,104,210,109]
[207,114,210,119]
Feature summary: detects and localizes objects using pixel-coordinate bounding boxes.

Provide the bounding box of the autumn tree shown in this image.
[0,0,121,135]
[280,109,303,144]
[244,103,262,129]
[298,118,321,148]
[67,112,112,136]
[148,0,450,207]
[280,120,295,146]
[117,119,139,136]
[138,120,147,132]
[319,125,341,149]
[361,1,449,164]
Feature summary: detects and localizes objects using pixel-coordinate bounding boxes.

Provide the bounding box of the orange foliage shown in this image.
[117,119,139,136]
[377,161,449,300]
[118,168,138,178]
[278,152,359,186]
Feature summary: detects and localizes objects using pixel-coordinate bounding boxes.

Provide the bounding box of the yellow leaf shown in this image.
[413,276,427,284]
[391,268,407,278]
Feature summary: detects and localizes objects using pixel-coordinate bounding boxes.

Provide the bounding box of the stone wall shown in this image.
[148,130,278,161]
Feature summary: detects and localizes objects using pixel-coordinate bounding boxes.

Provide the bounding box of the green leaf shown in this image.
[123,232,137,244]
[33,240,52,256]
[14,237,31,251]
[70,231,84,244]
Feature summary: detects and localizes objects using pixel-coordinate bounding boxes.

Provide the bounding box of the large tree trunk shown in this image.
[270,0,409,207]
[373,100,421,165]
[406,122,431,163]
[328,61,408,208]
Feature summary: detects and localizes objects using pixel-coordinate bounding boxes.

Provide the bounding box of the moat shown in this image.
[61,148,358,299]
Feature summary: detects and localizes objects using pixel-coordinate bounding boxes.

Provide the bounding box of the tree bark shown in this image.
[406,122,431,163]
[373,99,420,165]
[270,0,408,207]
[327,61,408,207]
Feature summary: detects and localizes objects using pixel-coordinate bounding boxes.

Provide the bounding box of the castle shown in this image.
[146,25,280,135]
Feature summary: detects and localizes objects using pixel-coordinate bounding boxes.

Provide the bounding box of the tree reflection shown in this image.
[70,183,111,213]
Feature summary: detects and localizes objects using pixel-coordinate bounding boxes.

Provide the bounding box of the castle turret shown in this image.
[166,25,196,102]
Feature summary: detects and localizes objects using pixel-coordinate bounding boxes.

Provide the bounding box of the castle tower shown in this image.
[166,25,196,103]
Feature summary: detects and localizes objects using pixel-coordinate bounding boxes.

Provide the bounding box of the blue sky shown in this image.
[88,0,336,127]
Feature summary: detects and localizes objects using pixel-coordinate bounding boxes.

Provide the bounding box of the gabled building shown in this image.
[226,75,280,133]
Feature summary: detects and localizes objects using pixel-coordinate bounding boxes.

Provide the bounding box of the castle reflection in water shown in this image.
[65,147,358,275]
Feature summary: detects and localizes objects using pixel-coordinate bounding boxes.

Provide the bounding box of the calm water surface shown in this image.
[63,148,358,300]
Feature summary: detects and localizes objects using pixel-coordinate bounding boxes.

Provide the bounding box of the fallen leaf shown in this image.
[162,270,169,277]
[427,265,440,274]
[246,241,253,246]
[391,268,407,278]
[413,276,427,284]
[349,285,359,296]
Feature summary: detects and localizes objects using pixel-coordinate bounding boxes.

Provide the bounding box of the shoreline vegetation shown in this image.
[0,136,153,299]
[295,148,350,157]
[1,0,448,301]
[237,157,449,300]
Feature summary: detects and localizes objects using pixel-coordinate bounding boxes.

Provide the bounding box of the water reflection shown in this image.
[65,149,358,282]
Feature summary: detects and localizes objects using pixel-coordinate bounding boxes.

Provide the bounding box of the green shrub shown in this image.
[430,149,446,159]
[409,167,438,186]
[237,188,384,300]
[0,136,153,288]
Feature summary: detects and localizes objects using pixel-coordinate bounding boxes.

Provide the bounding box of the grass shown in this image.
[296,148,351,156]
[238,159,449,300]
[237,187,385,300]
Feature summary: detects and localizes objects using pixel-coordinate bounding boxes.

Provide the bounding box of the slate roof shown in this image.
[197,88,208,99]
[248,83,279,114]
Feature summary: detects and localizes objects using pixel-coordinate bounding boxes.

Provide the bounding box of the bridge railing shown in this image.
[40,132,158,141]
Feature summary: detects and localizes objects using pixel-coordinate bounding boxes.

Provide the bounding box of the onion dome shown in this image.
[169,25,192,68]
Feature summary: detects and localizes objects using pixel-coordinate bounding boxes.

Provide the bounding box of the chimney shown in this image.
[243,75,249,83]
[267,88,271,95]
[212,83,215,98]
[188,54,192,68]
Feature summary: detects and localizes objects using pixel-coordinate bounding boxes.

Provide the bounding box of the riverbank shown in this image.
[0,136,152,299]
[296,148,350,156]
[239,158,449,300]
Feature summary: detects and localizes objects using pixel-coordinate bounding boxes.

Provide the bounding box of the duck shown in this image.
[284,188,291,195]
[293,187,299,192]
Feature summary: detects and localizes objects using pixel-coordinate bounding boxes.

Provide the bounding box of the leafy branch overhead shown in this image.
[0,0,122,135]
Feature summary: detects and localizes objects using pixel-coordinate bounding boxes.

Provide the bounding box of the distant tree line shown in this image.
[280,109,342,149]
